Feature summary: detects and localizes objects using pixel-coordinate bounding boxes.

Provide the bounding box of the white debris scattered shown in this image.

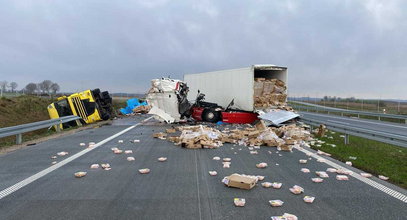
[234,198,245,207]
[51,161,57,165]
[272,182,282,189]
[289,185,304,194]
[213,156,220,160]
[90,164,99,169]
[111,147,119,151]
[360,173,372,178]
[74,171,87,178]
[345,161,352,166]
[223,158,231,162]
[379,175,389,180]
[209,171,217,176]
[118,140,124,143]
[57,152,68,156]
[250,150,258,154]
[125,150,133,154]
[271,213,298,220]
[303,196,315,203]
[261,182,272,188]
[114,149,123,154]
[312,178,323,183]
[256,175,265,181]
[301,168,310,173]
[336,169,353,175]
[51,156,57,159]
[269,200,284,207]
[133,139,140,143]
[79,143,86,147]
[127,157,135,161]
[256,162,268,168]
[139,168,150,174]
[326,168,337,173]
[223,162,231,168]
[316,171,329,178]
[336,175,349,181]
[299,159,307,164]
[158,157,167,162]
[101,163,111,170]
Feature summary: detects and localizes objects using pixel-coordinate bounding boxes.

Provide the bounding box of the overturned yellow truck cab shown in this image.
[47,89,113,129]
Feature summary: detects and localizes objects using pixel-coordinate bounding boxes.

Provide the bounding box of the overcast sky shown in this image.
[0,0,405,99]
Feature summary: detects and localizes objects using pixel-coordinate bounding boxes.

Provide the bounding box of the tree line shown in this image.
[0,80,60,95]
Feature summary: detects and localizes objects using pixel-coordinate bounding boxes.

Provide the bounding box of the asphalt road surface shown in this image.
[300,111,407,137]
[0,115,406,220]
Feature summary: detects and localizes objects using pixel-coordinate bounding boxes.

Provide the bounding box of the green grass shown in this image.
[311,131,407,189]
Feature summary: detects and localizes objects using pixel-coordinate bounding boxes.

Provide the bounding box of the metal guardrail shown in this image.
[300,116,407,148]
[290,101,407,123]
[0,115,81,144]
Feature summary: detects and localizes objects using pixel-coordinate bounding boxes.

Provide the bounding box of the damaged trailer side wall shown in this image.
[185,67,254,111]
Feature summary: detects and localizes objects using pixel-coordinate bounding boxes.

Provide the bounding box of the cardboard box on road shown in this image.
[222,174,256,190]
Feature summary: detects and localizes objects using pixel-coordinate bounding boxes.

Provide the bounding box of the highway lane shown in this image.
[300,111,407,137]
[0,115,406,219]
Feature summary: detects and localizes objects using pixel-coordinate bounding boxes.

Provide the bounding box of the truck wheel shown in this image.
[202,109,221,123]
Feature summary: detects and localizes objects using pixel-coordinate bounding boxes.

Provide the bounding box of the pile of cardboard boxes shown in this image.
[254,78,288,108]
[155,121,312,150]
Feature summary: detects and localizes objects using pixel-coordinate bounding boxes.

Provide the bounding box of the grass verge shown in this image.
[311,131,407,189]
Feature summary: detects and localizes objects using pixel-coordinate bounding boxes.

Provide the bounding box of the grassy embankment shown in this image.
[311,131,407,189]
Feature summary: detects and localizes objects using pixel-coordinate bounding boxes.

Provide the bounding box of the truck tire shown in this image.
[202,109,221,123]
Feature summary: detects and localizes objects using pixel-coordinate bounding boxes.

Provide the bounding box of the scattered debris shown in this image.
[118,140,123,143]
[90,164,99,169]
[336,169,353,175]
[125,150,133,154]
[158,157,167,162]
[379,175,389,180]
[301,168,310,173]
[256,162,268,168]
[269,200,284,207]
[289,185,304,194]
[299,159,307,164]
[213,156,220,160]
[127,157,135,161]
[223,158,231,162]
[360,173,372,178]
[257,176,265,181]
[79,143,86,147]
[336,175,349,181]
[223,162,231,168]
[261,182,273,188]
[303,196,315,203]
[349,156,357,160]
[114,149,123,154]
[272,182,282,189]
[326,168,337,173]
[312,178,323,183]
[139,168,150,174]
[271,213,298,220]
[74,172,87,178]
[209,171,217,176]
[51,156,57,159]
[316,171,329,178]
[317,150,331,156]
[234,198,246,207]
[57,152,68,156]
[101,163,111,170]
[345,161,353,166]
[51,161,57,165]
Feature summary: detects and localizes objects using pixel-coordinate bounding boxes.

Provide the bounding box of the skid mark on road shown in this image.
[0,117,153,200]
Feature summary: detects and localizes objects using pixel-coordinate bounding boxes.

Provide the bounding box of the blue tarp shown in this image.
[120,98,148,115]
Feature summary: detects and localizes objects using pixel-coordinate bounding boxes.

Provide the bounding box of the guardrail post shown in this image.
[357,114,360,118]
[405,119,407,124]
[16,134,22,145]
[341,112,343,117]
[344,134,349,145]
[56,121,61,133]
[378,116,381,121]
[75,119,82,127]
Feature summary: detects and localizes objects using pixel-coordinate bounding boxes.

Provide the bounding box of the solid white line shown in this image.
[0,117,153,200]
[295,146,407,203]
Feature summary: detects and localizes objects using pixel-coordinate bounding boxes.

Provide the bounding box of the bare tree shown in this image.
[42,80,53,94]
[10,82,18,93]
[25,83,37,94]
[50,83,60,94]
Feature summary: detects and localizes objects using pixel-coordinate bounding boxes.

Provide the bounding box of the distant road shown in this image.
[300,111,407,137]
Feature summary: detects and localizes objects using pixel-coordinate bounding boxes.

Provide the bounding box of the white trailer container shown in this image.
[184,65,288,112]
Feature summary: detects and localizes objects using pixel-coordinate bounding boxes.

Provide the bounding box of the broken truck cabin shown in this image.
[146,65,298,125]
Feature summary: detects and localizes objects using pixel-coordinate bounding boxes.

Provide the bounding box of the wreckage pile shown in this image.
[154,122,312,150]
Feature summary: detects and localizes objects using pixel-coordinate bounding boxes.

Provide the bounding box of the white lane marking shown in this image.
[295,146,407,203]
[304,112,407,129]
[194,150,203,220]
[327,120,350,125]
[0,117,153,200]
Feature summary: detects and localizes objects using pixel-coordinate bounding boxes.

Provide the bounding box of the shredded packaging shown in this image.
[261,182,272,188]
[303,196,315,203]
[139,168,150,174]
[209,171,217,176]
[336,175,349,181]
[301,168,310,173]
[312,178,324,183]
[269,200,284,207]
[234,198,246,207]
